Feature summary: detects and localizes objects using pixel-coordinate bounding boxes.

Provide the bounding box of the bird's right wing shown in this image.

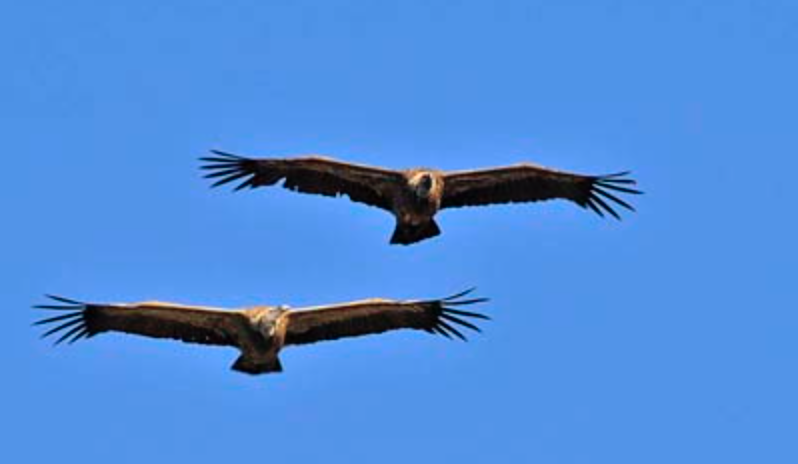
[34,295,250,347]
[442,164,641,219]
[283,289,490,346]
[201,151,405,211]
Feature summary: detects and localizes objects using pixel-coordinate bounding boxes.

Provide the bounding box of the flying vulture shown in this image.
[201,150,642,245]
[34,289,488,375]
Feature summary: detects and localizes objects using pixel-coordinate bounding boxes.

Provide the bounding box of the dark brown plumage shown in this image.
[34,290,489,375]
[200,150,642,245]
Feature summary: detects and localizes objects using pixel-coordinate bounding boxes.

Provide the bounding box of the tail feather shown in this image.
[390,220,441,245]
[231,356,283,375]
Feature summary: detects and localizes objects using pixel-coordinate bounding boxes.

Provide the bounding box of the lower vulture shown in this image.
[35,290,488,375]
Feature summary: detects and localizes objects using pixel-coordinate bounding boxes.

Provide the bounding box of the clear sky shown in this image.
[3,1,797,462]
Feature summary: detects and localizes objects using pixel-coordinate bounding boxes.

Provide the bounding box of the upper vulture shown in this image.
[34,289,488,375]
[201,150,642,245]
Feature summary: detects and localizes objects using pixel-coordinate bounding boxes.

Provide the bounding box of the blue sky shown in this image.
[3,1,797,462]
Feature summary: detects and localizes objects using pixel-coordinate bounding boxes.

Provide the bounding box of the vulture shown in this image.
[201,150,642,245]
[34,289,488,375]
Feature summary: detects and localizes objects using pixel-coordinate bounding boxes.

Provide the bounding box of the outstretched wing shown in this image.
[200,150,405,211]
[283,289,490,346]
[441,164,642,219]
[34,295,249,347]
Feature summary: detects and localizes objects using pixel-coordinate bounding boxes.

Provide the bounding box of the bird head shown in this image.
[252,306,289,337]
[411,172,436,198]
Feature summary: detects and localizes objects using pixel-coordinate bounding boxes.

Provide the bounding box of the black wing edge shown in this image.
[199,150,262,191]
[584,171,643,220]
[33,295,95,346]
[422,288,491,342]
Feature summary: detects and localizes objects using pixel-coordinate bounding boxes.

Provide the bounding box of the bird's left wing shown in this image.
[441,164,642,219]
[200,150,405,211]
[283,289,489,346]
[34,295,248,347]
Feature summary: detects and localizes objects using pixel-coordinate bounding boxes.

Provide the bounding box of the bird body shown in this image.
[201,151,641,245]
[389,169,445,243]
[35,290,488,375]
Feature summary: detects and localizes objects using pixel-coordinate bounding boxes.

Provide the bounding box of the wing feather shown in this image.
[201,150,404,211]
[34,296,248,347]
[284,290,489,346]
[441,164,642,219]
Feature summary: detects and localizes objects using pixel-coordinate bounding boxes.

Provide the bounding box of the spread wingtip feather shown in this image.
[427,289,491,341]
[34,295,92,345]
[584,172,642,219]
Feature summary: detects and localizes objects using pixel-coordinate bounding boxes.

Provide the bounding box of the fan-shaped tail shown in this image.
[390,220,441,245]
[231,355,283,375]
